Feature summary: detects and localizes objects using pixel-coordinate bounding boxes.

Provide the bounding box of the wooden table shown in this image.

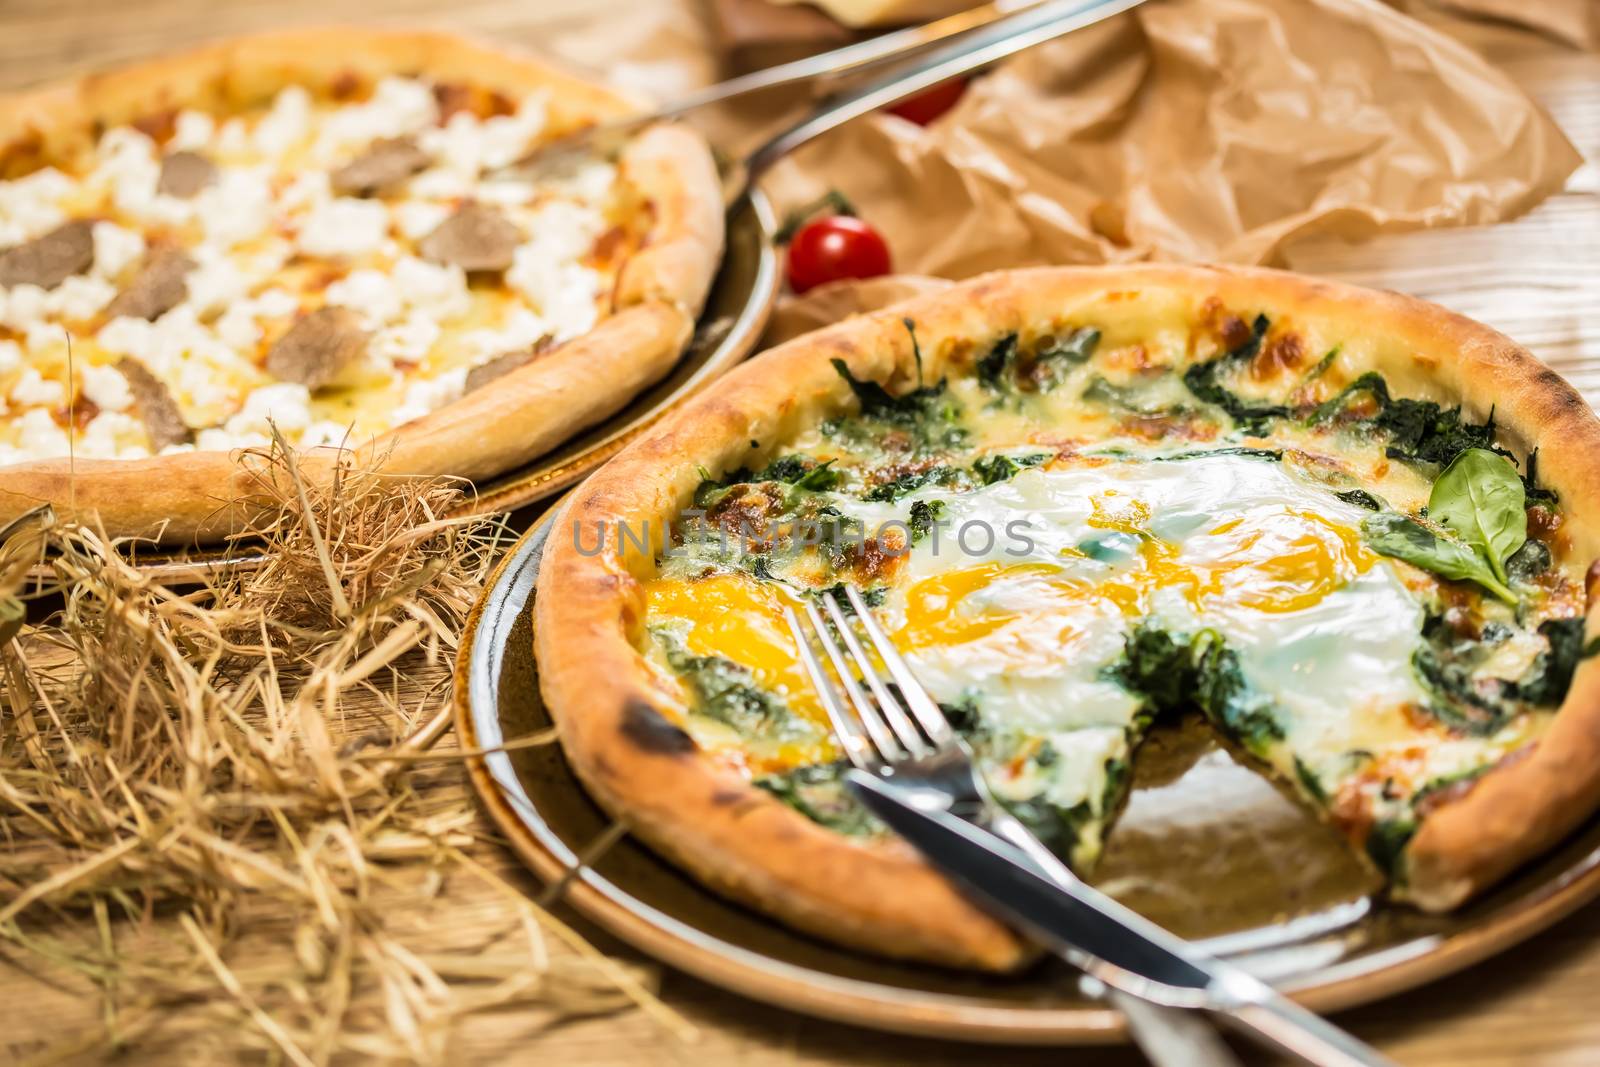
[1,3,1596,1065]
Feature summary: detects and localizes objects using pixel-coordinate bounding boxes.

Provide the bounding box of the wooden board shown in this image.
[0,4,1596,1065]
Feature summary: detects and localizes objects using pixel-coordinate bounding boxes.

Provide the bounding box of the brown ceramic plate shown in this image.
[456,505,1600,1044]
[76,191,779,582]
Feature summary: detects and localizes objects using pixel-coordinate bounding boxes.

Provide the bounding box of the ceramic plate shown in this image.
[455,507,1600,1044]
[90,191,779,582]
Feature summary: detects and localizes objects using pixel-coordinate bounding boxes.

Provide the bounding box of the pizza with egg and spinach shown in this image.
[536,265,1600,969]
[0,28,722,540]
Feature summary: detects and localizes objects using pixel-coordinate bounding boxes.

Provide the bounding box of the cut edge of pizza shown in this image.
[0,27,724,541]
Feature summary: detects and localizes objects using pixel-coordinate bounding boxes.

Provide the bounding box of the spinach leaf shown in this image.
[971,452,1050,486]
[976,332,1018,388]
[655,629,793,732]
[1360,511,1517,604]
[1521,448,1558,507]
[1310,371,1503,468]
[1107,624,1284,754]
[755,763,879,836]
[1411,635,1517,736]
[1516,617,1600,707]
[908,499,946,544]
[1155,446,1283,463]
[1181,314,1290,433]
[1365,819,1416,878]
[996,796,1093,863]
[1505,539,1552,582]
[1082,376,1181,415]
[1038,326,1101,367]
[939,694,983,737]
[861,465,961,502]
[1335,488,1382,511]
[1427,448,1526,588]
[829,358,953,425]
[809,583,887,612]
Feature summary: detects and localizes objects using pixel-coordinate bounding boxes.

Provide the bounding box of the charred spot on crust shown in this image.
[619,699,697,756]
[0,219,94,290]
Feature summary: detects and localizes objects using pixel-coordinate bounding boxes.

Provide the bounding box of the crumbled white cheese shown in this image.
[11,367,65,407]
[279,169,332,215]
[184,247,248,316]
[507,246,600,342]
[461,306,550,362]
[226,381,313,437]
[45,274,116,320]
[0,284,47,334]
[195,427,265,452]
[16,408,68,455]
[213,287,298,350]
[80,362,134,412]
[297,198,390,258]
[91,221,146,281]
[215,117,251,156]
[477,95,549,170]
[76,410,149,459]
[390,255,470,320]
[255,85,313,158]
[313,77,438,163]
[195,167,274,248]
[170,110,216,151]
[25,320,69,355]
[390,366,468,426]
[372,314,441,366]
[391,199,453,241]
[0,167,73,245]
[299,420,357,448]
[407,166,474,200]
[553,160,618,206]
[0,340,21,375]
[95,127,191,225]
[326,268,404,326]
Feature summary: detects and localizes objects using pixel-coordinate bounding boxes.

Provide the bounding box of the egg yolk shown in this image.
[643,572,828,727]
[895,504,1376,657]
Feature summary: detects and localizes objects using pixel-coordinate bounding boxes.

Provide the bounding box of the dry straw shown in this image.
[0,438,684,1064]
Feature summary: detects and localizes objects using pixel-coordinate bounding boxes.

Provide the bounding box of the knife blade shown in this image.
[847,769,1396,1067]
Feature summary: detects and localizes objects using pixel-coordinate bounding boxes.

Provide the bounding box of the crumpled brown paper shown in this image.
[1394,0,1599,51]
[757,0,1584,273]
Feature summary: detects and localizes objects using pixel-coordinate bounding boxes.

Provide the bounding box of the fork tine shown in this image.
[783,605,894,769]
[842,585,956,747]
[818,593,933,759]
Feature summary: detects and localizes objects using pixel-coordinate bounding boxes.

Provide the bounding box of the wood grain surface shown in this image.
[0,2,1596,1064]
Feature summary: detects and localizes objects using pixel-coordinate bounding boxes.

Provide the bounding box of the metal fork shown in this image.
[784,587,1394,1067]
[782,588,1242,1067]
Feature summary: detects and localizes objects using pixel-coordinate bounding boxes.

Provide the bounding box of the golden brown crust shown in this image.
[536,264,1600,967]
[0,28,724,542]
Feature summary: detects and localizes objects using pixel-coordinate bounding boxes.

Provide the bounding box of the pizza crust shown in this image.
[536,264,1600,968]
[0,28,724,542]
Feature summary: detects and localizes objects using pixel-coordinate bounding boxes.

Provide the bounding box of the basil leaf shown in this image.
[1361,511,1517,604]
[1427,448,1527,587]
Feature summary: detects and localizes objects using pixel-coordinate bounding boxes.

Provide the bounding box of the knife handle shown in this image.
[1222,990,1396,1067]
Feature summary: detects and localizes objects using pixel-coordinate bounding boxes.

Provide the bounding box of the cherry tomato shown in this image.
[786,215,892,294]
[886,78,969,126]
